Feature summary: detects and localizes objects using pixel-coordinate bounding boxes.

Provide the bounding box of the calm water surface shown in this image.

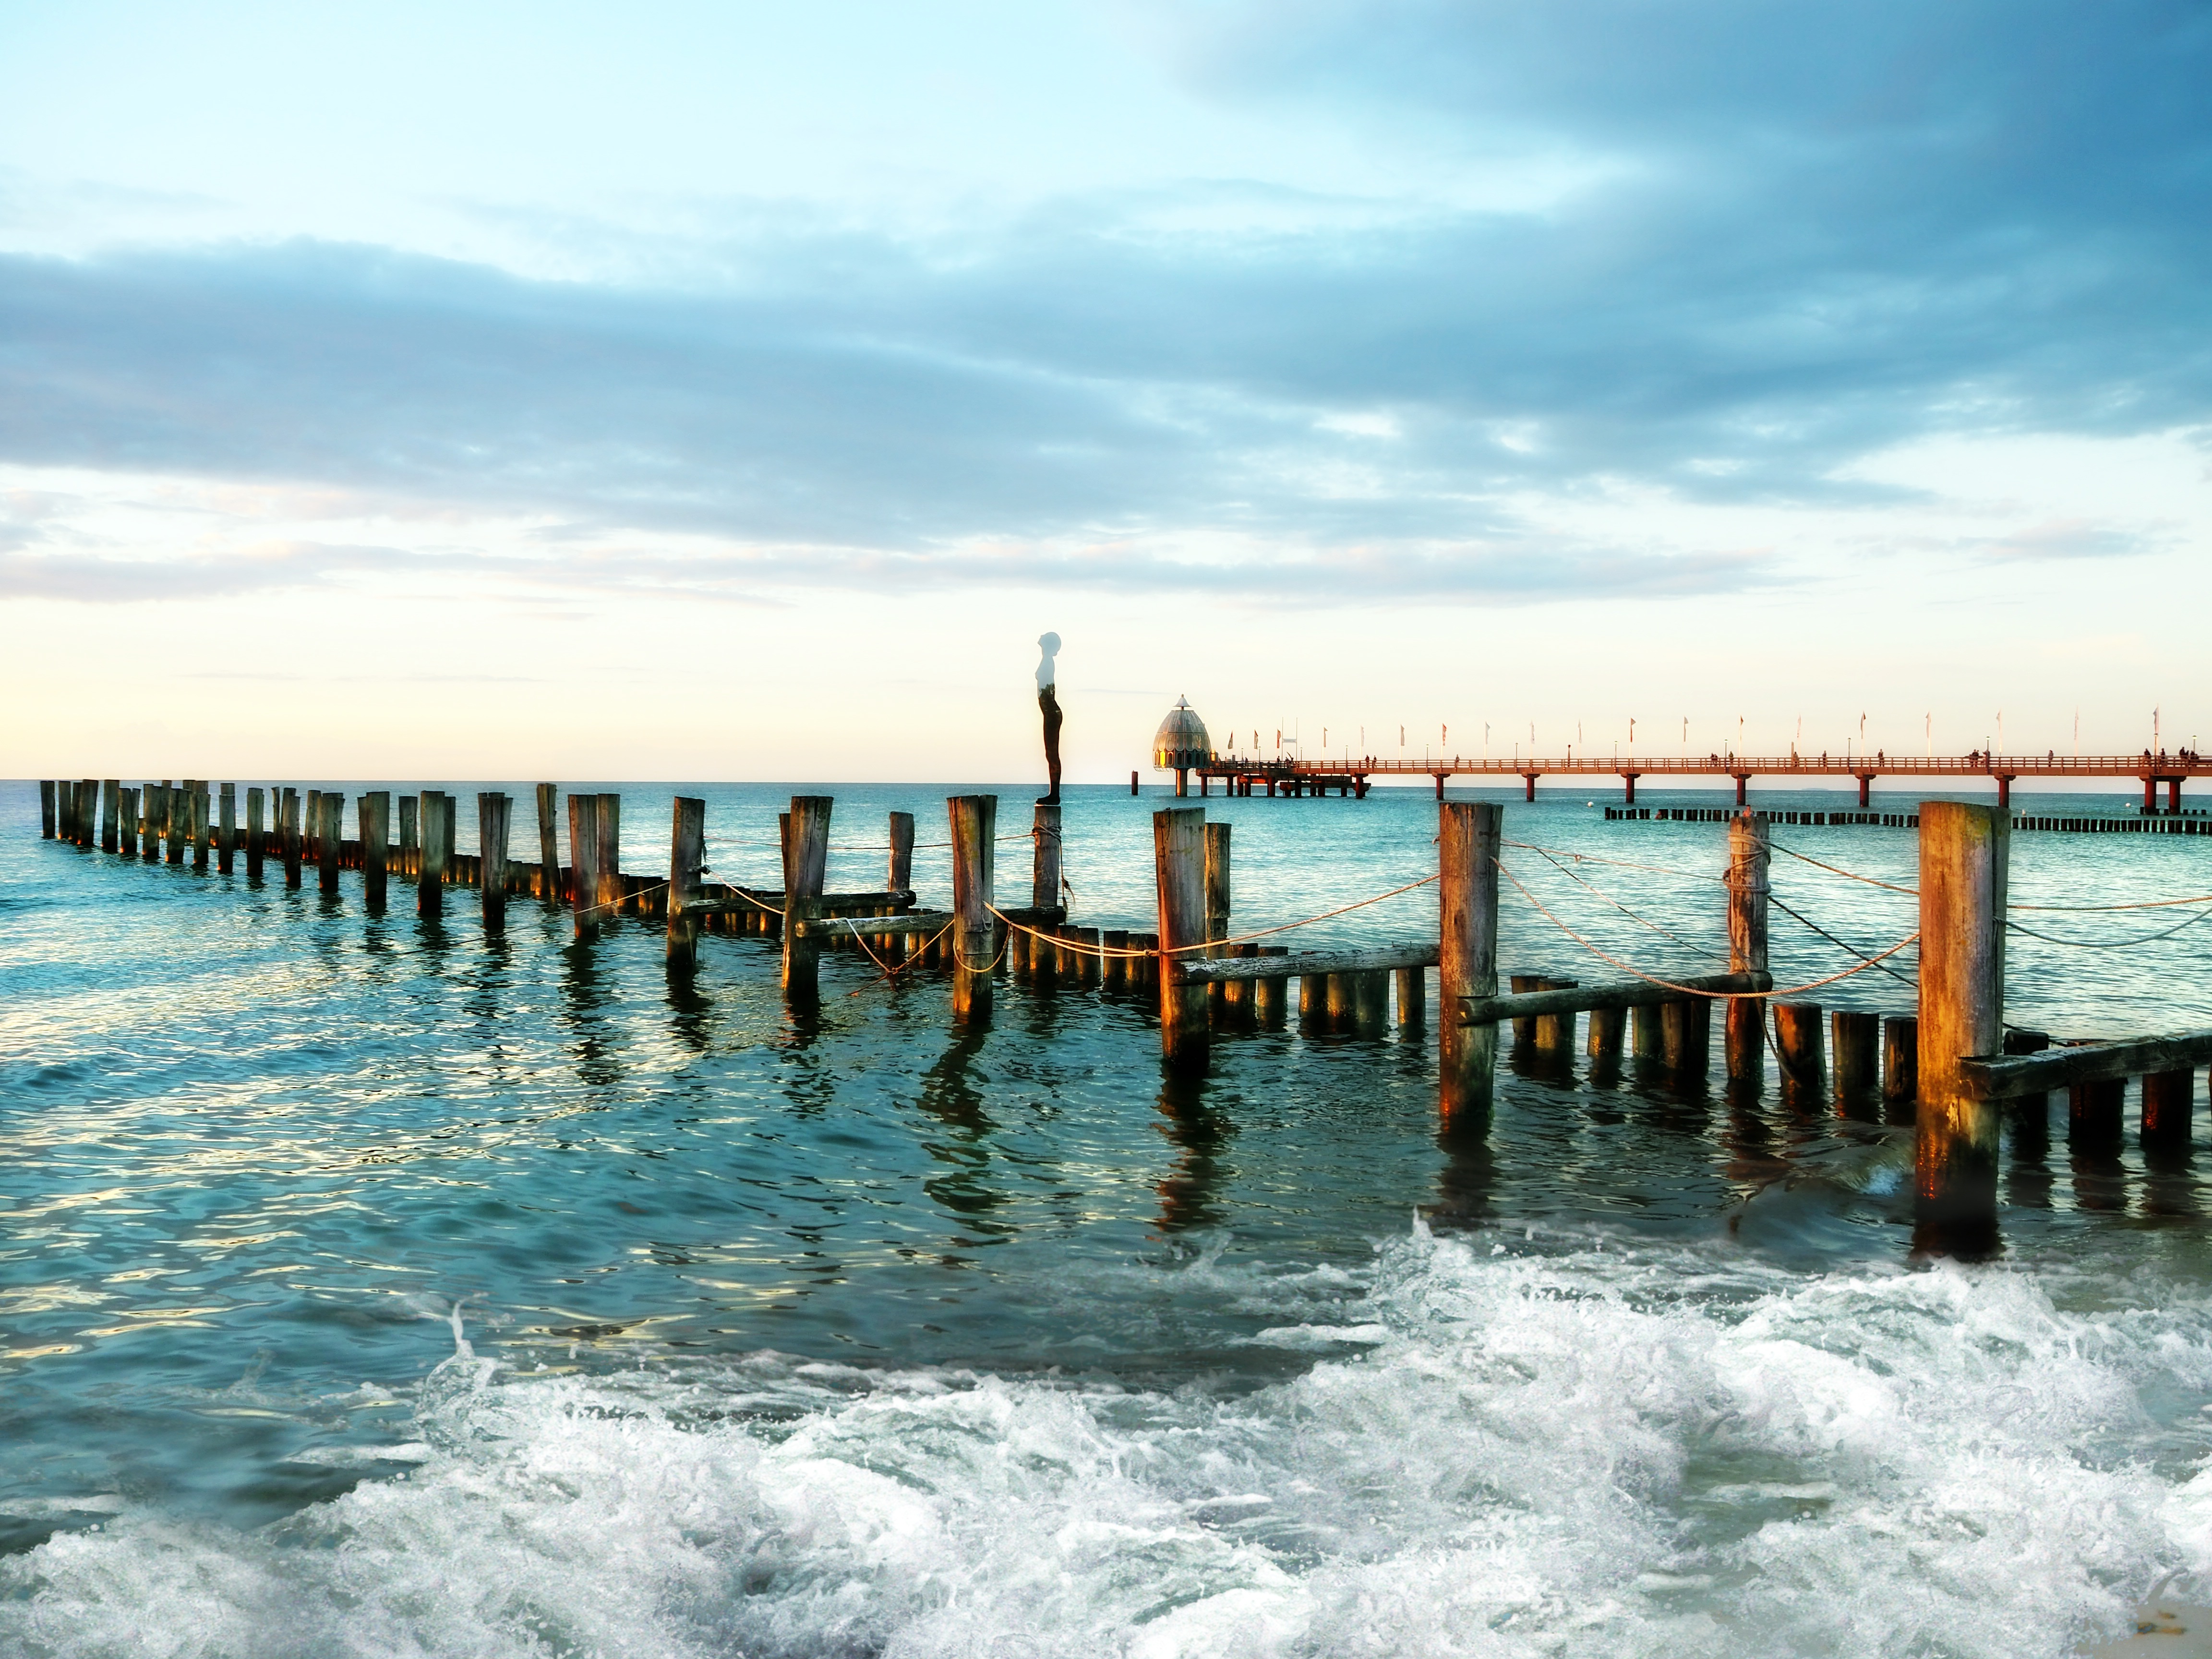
[6,780,2212,1657]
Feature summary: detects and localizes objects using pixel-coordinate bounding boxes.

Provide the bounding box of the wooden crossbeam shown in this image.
[1178,942,1437,982]
[1458,970,1769,1025]
[1959,1031,2212,1100]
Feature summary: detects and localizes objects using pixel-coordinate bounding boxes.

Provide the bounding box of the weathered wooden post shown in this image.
[1255,946,1290,1027]
[948,794,996,1023]
[594,793,624,917]
[38,781,55,839]
[2142,1068,2194,1154]
[1352,971,1389,1037]
[889,810,915,898]
[245,787,264,876]
[1396,965,1426,1031]
[480,792,512,931]
[1155,806,1208,1072]
[535,784,561,903]
[1915,800,2007,1253]
[1439,800,1501,1122]
[360,792,389,906]
[567,793,600,936]
[304,789,321,868]
[101,780,120,853]
[2069,1078,2124,1154]
[1204,821,1232,1024]
[417,791,449,916]
[168,785,190,865]
[1832,1010,1880,1118]
[216,783,235,872]
[400,796,419,881]
[1587,1006,1625,1060]
[317,794,342,892]
[784,795,834,999]
[1725,810,1769,1089]
[189,785,208,868]
[280,789,302,886]
[1534,977,1577,1056]
[120,788,139,860]
[1774,1002,1825,1097]
[1883,1014,1919,1122]
[666,795,705,968]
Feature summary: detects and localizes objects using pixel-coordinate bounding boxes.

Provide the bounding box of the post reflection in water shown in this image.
[1153,1073,1232,1234]
[1431,1115,1498,1228]
[558,934,625,1090]
[917,1028,1011,1258]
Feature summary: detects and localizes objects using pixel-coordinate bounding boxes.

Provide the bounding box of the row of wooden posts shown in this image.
[38,778,2212,1248]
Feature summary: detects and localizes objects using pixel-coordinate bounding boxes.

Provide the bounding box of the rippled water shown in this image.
[6,780,2212,1657]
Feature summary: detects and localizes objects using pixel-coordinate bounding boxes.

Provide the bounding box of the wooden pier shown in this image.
[1191,750,2212,812]
[34,775,2212,1256]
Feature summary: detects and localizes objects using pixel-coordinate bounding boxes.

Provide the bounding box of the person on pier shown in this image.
[1037,631,1063,805]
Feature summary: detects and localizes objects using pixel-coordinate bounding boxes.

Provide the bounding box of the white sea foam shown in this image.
[8,1224,2212,1658]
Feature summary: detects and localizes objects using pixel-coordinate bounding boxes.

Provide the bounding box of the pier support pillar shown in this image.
[1733,773,1749,807]
[1521,773,1538,802]
[38,780,54,838]
[2144,775,2157,813]
[1996,775,2013,810]
[1725,810,1769,1092]
[1433,774,1446,800]
[1154,807,1209,1074]
[418,792,450,916]
[1857,773,1874,808]
[1621,772,1640,806]
[1439,801,1502,1124]
[2170,778,2184,815]
[1175,768,1189,798]
[1915,800,2008,1256]
[666,795,705,967]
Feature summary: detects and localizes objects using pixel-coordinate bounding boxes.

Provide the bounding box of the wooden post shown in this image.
[1632,1002,1665,1062]
[216,783,235,872]
[1509,974,1543,1045]
[889,810,915,900]
[948,794,996,1023]
[1154,806,1208,1070]
[280,788,301,886]
[667,795,705,968]
[246,786,264,876]
[1534,978,1577,1056]
[1439,801,1502,1122]
[304,789,321,868]
[1255,946,1290,1027]
[119,788,139,861]
[2142,1068,2194,1154]
[480,793,512,931]
[191,785,210,869]
[54,780,71,843]
[1883,1014,1919,1122]
[1203,821,1232,1022]
[1298,969,1323,1028]
[1832,1010,1880,1118]
[417,792,449,915]
[400,796,419,881]
[168,784,190,865]
[1033,801,1061,913]
[1395,965,1426,1031]
[784,795,834,998]
[1587,1005,1625,1059]
[360,792,389,906]
[1726,810,1770,1088]
[535,784,561,903]
[38,780,55,838]
[567,793,600,935]
[1325,972,1355,1031]
[1352,970,1389,1037]
[595,793,624,917]
[1102,928,1130,992]
[318,793,342,892]
[2070,1078,2125,1154]
[101,780,120,853]
[1774,1001,1825,1096]
[1915,800,2008,1252]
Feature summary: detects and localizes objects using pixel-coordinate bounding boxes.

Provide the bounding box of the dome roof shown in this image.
[1153,697,1213,769]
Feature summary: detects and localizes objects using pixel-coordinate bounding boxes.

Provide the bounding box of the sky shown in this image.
[2,0,2209,786]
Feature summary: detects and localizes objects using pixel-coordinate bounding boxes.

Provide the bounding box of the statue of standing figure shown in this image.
[1036,632,1062,805]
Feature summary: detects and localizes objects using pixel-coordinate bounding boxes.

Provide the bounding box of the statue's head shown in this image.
[1038,632,1061,655]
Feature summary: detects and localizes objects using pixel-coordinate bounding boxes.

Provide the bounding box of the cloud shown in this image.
[1982,518,2164,561]
[0,1,2205,603]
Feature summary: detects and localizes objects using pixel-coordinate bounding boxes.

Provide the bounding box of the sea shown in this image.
[7,779,2212,1658]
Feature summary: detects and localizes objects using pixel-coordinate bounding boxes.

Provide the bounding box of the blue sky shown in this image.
[3,1,2209,781]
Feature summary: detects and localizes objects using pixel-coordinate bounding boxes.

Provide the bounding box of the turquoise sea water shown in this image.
[7,780,2212,1657]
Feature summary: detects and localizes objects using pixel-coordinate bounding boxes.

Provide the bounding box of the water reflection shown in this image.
[1153,1075,1231,1233]
[917,1028,1010,1254]
[2005,1095,2055,1210]
[558,936,624,1089]
[1431,1116,1498,1227]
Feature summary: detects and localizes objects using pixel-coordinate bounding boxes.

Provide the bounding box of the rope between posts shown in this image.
[1529,846,1723,960]
[572,878,671,921]
[1495,858,1920,998]
[2006,905,2212,950]
[983,872,1441,960]
[1770,891,1918,987]
[1503,841,1727,884]
[1769,842,1919,895]
[1774,838,2212,914]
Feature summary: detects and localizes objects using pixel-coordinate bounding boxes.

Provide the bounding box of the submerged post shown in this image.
[667,795,706,969]
[784,795,834,999]
[1832,1010,1880,1118]
[246,787,265,877]
[567,793,600,936]
[216,783,235,873]
[1154,806,1208,1072]
[948,794,997,1023]
[1915,800,2008,1253]
[192,785,211,869]
[1773,1002,1824,1097]
[480,792,512,931]
[102,780,121,853]
[1725,810,1769,1090]
[536,784,561,903]
[317,794,342,892]
[280,789,301,887]
[38,780,55,839]
[399,796,419,881]
[360,792,389,906]
[1204,821,1232,1023]
[1439,800,1502,1122]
